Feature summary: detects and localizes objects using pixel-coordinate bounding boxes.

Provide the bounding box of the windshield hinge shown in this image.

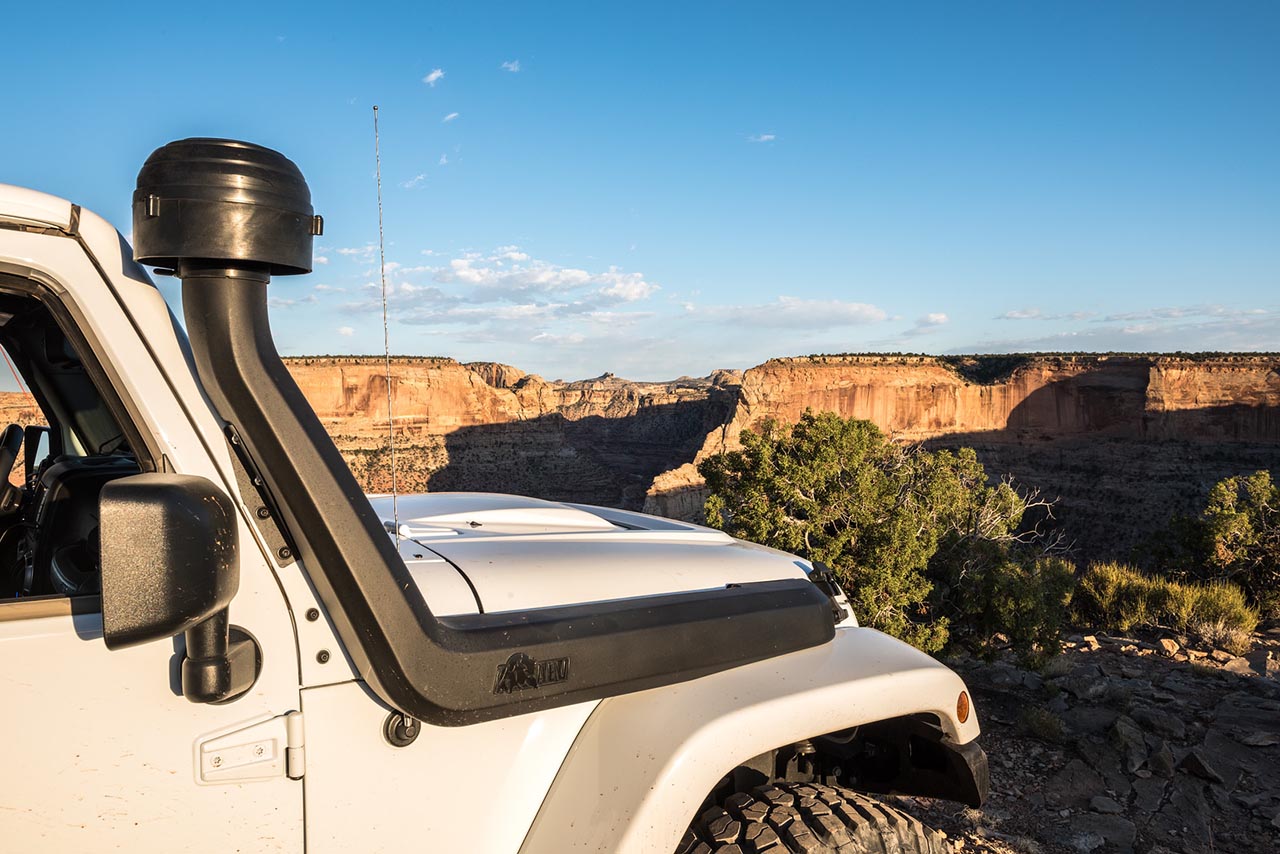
[195,710,305,784]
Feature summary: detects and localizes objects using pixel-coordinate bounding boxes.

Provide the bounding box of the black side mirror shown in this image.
[100,473,258,703]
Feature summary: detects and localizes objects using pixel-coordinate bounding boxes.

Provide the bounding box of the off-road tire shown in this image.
[676,782,951,853]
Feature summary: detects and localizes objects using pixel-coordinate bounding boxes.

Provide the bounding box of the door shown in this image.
[0,597,303,851]
[0,245,304,851]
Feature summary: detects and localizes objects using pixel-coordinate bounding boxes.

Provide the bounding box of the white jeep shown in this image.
[0,138,986,853]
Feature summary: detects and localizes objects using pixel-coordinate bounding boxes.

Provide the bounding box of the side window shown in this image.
[0,290,143,603]
[0,344,44,488]
[23,426,51,483]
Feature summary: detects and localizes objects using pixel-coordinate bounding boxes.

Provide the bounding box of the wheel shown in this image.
[676,782,951,854]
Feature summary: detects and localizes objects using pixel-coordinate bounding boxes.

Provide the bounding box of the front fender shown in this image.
[519,626,979,854]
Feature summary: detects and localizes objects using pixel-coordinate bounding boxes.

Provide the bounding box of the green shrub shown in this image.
[700,410,1070,656]
[1075,562,1258,644]
[1019,706,1066,743]
[1192,617,1253,656]
[1158,581,1199,630]
[1168,470,1280,619]
[941,553,1076,666]
[701,412,964,652]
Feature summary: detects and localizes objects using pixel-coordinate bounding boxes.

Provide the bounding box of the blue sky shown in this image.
[2,1,1278,381]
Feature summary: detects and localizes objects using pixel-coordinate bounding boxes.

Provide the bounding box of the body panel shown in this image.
[301,680,597,854]
[0,183,73,230]
[370,492,817,614]
[520,626,979,854]
[0,610,300,850]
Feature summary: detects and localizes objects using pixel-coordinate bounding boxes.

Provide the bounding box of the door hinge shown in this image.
[194,710,305,785]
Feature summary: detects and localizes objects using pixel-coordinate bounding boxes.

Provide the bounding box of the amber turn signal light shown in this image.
[957,691,970,724]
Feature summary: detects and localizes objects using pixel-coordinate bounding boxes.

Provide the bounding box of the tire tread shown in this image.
[680,783,950,854]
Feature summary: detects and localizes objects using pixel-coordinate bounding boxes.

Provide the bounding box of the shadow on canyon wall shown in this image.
[927,369,1280,564]
[428,395,735,511]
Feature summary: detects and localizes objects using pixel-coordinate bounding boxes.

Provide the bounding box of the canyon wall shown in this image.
[644,355,1280,560]
[5,354,1277,561]
[284,357,740,509]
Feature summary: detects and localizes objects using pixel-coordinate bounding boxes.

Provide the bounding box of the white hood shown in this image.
[367,492,816,615]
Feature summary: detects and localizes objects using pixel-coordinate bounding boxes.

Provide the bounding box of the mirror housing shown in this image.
[100,473,257,703]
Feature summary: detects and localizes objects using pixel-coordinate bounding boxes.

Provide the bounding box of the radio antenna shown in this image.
[373,105,400,540]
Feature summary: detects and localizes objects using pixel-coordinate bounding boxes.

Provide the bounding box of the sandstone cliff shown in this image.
[284,357,740,509]
[644,354,1280,559]
[6,353,1277,562]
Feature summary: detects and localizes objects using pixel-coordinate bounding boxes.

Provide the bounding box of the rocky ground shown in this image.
[892,624,1280,854]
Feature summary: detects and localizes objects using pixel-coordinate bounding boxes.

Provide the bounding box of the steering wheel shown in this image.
[0,424,21,490]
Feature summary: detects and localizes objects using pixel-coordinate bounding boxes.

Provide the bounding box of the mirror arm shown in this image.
[181,609,259,704]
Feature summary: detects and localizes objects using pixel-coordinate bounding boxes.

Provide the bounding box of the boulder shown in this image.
[1047,759,1106,809]
[1131,705,1186,741]
[1132,776,1168,812]
[1148,740,1176,778]
[1089,795,1123,814]
[1179,747,1225,783]
[1109,715,1148,774]
[1069,813,1135,854]
[1064,664,1109,702]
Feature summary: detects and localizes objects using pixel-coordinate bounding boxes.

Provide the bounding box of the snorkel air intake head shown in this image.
[132,137,322,276]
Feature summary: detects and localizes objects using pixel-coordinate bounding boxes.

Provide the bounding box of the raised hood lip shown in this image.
[368,492,813,614]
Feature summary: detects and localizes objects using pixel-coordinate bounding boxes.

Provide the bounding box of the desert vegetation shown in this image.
[699,410,1270,664]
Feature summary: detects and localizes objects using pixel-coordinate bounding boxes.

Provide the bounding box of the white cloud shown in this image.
[442,112,460,123]
[493,245,528,261]
[871,311,950,345]
[268,295,317,309]
[902,312,949,339]
[998,308,1044,320]
[501,60,521,73]
[335,246,664,359]
[338,326,355,337]
[997,307,1098,321]
[314,255,329,265]
[438,154,449,166]
[697,297,886,330]
[531,332,585,345]
[1099,304,1260,323]
[338,244,379,260]
[402,173,427,190]
[422,68,445,87]
[955,308,1280,354]
[313,284,345,293]
[427,247,659,306]
[596,268,659,302]
[748,133,777,143]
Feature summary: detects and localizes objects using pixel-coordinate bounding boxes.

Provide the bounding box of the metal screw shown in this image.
[305,608,320,622]
[211,755,222,767]
[277,546,292,560]
[316,650,331,664]
[256,506,271,519]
